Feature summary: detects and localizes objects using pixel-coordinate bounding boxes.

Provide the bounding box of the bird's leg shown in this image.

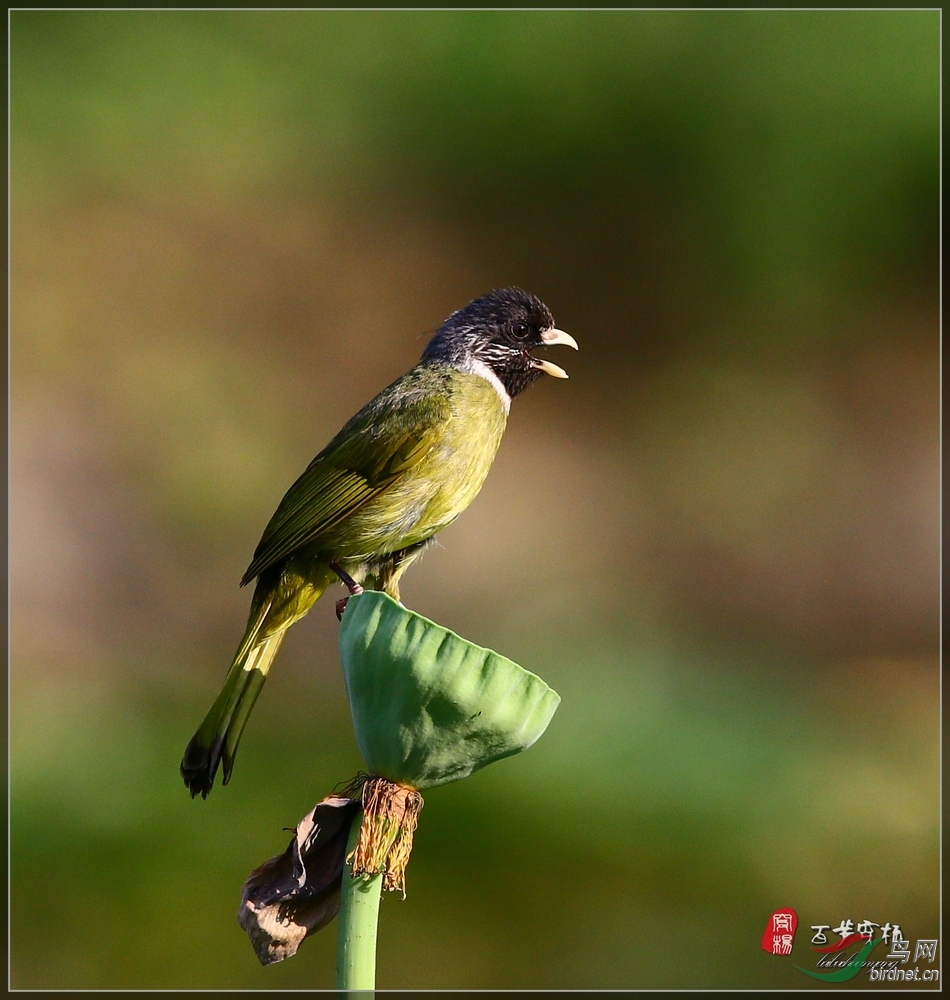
[330,562,364,595]
[374,540,431,600]
[330,562,364,621]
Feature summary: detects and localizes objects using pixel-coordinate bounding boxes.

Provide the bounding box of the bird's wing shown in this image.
[240,388,452,585]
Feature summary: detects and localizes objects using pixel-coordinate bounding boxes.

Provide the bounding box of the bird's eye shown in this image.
[512,323,529,340]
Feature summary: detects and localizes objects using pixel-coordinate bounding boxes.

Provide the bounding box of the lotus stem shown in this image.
[335,808,382,991]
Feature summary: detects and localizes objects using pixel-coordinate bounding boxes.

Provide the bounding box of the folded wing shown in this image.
[241,389,452,585]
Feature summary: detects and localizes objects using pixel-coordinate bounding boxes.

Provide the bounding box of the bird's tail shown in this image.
[180,622,287,799]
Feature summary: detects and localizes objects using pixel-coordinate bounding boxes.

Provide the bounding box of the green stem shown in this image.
[336,808,383,992]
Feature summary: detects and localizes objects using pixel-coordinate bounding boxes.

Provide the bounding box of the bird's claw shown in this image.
[336,598,349,622]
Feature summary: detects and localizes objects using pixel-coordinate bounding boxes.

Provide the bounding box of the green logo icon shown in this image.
[796,937,883,982]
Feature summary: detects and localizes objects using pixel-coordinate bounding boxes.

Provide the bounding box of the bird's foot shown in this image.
[331,563,363,621]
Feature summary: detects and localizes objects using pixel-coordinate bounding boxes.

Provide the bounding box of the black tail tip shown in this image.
[180,735,225,799]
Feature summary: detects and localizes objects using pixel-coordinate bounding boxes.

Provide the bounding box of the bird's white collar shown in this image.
[463,358,512,414]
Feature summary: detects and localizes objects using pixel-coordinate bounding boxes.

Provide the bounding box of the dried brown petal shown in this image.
[238,795,359,965]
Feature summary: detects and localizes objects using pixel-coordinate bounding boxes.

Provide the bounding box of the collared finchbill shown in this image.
[533,327,578,379]
[182,287,573,800]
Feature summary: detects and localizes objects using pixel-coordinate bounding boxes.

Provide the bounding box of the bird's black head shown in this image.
[422,287,577,399]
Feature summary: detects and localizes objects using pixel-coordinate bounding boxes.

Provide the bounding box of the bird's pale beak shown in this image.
[533,328,579,379]
[541,328,579,350]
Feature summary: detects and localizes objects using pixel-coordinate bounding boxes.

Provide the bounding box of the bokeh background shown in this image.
[10,9,939,990]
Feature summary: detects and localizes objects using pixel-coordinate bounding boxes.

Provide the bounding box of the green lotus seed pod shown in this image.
[338,592,560,789]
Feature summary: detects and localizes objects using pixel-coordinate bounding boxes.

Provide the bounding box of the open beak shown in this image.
[532,328,579,379]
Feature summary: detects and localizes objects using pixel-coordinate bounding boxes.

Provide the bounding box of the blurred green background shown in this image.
[10,9,939,990]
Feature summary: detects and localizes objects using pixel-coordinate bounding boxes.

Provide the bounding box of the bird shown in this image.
[180,286,578,798]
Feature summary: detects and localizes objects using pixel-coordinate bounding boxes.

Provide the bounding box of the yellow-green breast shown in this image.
[320,364,508,561]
